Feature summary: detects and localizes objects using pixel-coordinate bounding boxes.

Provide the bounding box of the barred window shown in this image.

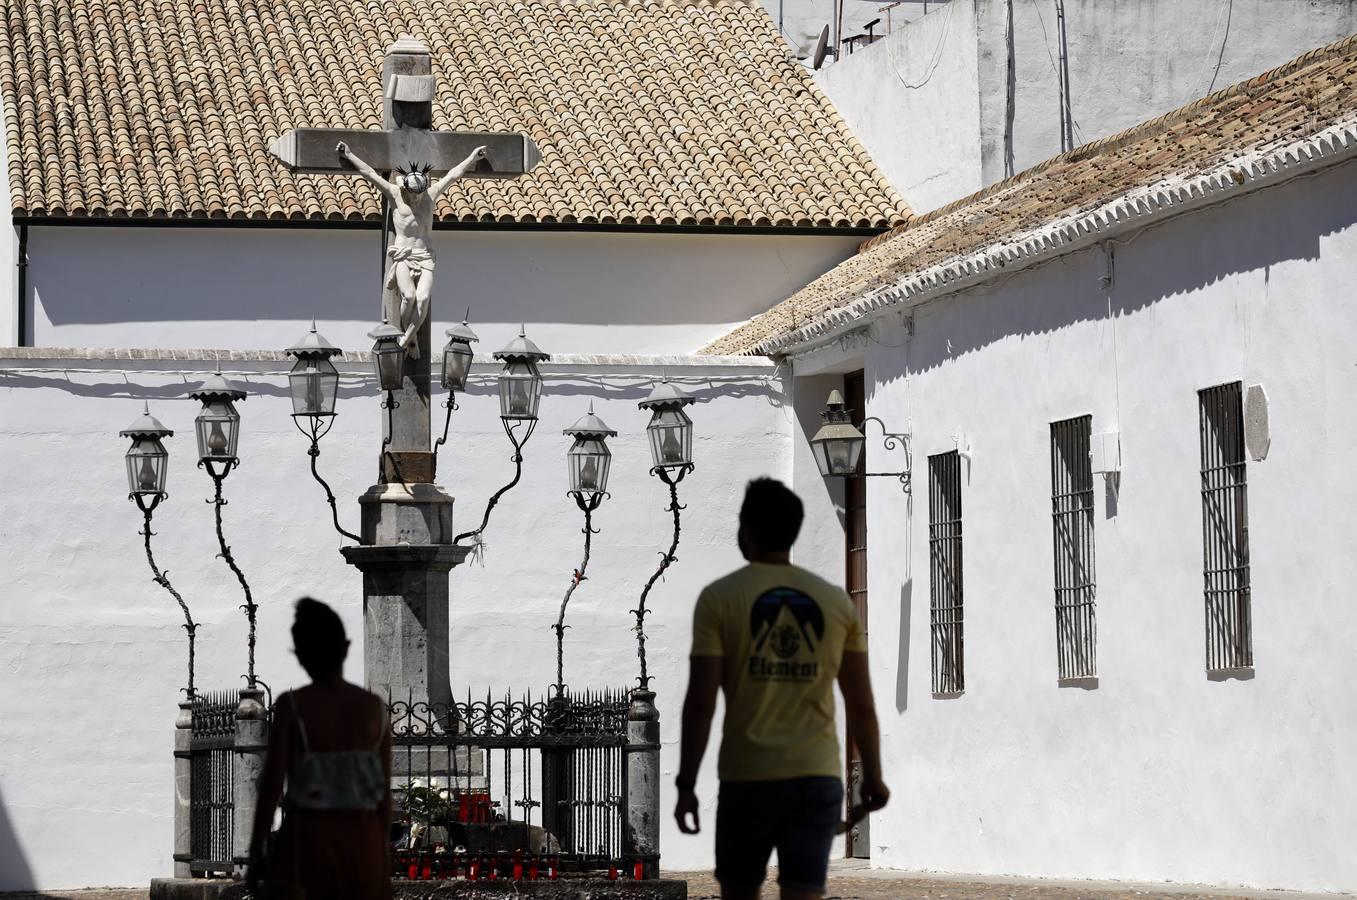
[1199,382,1253,671]
[928,451,964,695]
[1050,416,1097,680]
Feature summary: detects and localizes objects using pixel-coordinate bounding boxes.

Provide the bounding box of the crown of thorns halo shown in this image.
[395,161,434,177]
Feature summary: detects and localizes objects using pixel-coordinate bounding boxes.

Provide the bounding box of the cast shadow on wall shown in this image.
[0,783,35,891]
[895,579,912,713]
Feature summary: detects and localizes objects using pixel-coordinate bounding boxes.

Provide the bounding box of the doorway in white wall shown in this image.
[842,369,871,859]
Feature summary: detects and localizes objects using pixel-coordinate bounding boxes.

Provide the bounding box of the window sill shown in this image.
[1057,676,1099,690]
[1207,666,1255,682]
[932,691,964,700]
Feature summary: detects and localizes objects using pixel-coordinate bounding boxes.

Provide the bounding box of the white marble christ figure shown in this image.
[337,141,487,359]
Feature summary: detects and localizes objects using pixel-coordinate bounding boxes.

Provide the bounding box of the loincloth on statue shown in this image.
[384,246,435,287]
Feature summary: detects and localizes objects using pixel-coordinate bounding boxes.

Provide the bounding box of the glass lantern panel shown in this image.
[196,400,241,461]
[825,436,864,475]
[498,361,543,420]
[372,345,405,392]
[125,439,169,495]
[568,439,612,494]
[289,356,339,416]
[442,343,474,391]
[646,408,693,469]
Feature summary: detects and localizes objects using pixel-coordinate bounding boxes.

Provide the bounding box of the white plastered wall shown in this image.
[0,353,791,890]
[22,227,861,355]
[813,0,982,213]
[842,159,1357,891]
[815,0,1357,213]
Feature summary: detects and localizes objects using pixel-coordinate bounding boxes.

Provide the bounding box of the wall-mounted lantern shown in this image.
[810,390,911,493]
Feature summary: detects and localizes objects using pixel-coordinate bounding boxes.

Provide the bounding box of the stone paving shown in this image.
[4,870,1348,900]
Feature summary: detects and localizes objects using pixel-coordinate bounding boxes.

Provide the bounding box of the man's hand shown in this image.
[674,786,701,834]
[859,772,890,812]
[336,140,350,157]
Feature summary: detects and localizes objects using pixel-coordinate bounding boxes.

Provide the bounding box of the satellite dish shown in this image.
[812,24,831,70]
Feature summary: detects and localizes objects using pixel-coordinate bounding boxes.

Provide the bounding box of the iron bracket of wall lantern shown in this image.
[199,458,258,688]
[856,416,913,494]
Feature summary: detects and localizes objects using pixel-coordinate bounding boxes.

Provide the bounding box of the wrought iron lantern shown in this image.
[368,318,406,393]
[639,379,696,470]
[285,321,342,417]
[442,315,479,392]
[564,404,616,497]
[809,390,865,477]
[494,325,550,421]
[810,390,912,492]
[189,372,247,464]
[120,402,173,504]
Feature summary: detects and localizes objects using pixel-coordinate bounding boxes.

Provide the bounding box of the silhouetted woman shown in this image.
[248,598,392,899]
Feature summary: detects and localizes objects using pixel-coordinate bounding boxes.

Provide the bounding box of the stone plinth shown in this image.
[342,541,469,707]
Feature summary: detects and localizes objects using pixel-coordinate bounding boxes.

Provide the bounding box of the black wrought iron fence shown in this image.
[389,689,635,880]
[189,690,237,876]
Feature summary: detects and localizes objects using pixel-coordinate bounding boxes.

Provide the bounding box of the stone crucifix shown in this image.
[269,36,540,707]
[270,34,540,483]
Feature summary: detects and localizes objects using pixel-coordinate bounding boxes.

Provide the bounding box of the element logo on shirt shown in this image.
[748,587,825,682]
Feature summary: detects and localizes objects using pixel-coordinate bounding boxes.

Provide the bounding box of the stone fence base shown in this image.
[150,877,687,900]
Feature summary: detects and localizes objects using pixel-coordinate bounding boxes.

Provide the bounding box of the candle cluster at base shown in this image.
[392,849,652,882]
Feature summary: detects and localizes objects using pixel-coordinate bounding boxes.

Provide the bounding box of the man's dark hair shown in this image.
[292,596,348,676]
[739,478,804,553]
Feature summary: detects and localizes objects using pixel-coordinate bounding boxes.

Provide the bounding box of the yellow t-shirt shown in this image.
[691,561,866,782]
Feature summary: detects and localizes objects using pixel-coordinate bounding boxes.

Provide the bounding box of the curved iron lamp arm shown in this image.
[553,490,605,694]
[433,393,459,457]
[859,416,913,493]
[201,458,257,687]
[631,463,693,689]
[453,417,536,546]
[135,495,198,697]
[379,390,406,486]
[292,414,361,544]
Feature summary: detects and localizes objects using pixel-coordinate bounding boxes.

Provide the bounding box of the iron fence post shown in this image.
[173,700,193,878]
[624,689,660,878]
[232,687,268,880]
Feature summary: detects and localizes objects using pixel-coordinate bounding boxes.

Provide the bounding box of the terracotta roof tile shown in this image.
[703,31,1357,354]
[1,0,909,229]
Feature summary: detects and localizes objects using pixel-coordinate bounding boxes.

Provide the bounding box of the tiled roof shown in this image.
[702,32,1357,354]
[0,0,909,228]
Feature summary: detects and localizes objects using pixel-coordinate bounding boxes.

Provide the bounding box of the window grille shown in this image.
[928,451,964,695]
[1050,416,1097,680]
[1199,382,1252,671]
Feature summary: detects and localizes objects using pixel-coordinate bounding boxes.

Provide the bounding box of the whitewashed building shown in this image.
[706,31,1357,894]
[813,0,1357,212]
[0,0,906,890]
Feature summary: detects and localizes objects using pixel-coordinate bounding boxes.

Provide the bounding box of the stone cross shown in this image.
[270,36,540,707]
[270,34,540,483]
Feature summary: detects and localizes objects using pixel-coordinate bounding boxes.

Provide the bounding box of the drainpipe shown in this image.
[15,223,27,347]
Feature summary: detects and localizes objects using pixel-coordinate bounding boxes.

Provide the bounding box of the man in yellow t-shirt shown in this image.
[675,478,889,900]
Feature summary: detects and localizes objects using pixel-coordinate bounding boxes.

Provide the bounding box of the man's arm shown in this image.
[336,142,397,202]
[838,651,890,812]
[674,655,722,834]
[430,146,488,199]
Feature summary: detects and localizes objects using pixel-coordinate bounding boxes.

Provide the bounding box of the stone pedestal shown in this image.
[173,700,193,878]
[342,482,469,707]
[232,687,268,879]
[624,690,661,880]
